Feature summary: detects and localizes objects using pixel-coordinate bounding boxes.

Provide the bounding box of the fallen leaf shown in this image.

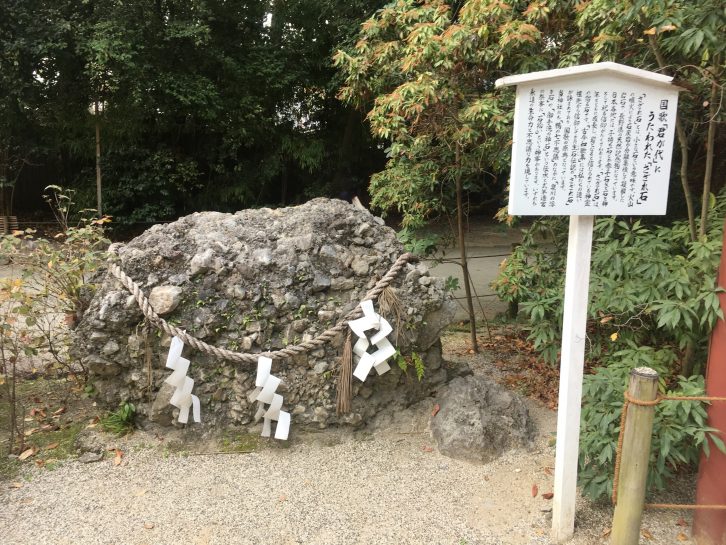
[34,459,45,468]
[134,489,147,497]
[641,529,654,540]
[24,428,39,437]
[18,448,35,461]
[676,518,689,527]
[114,449,123,466]
[643,27,657,35]
[610,332,619,341]
[29,408,46,418]
[543,466,554,476]
[660,24,677,32]
[600,316,613,324]
[143,522,155,530]
[601,528,611,538]
[677,532,688,542]
[52,407,66,416]
[422,446,434,453]
[531,484,539,497]
[431,404,440,417]
[9,482,23,489]
[542,492,554,500]
[278,495,287,502]
[45,442,60,450]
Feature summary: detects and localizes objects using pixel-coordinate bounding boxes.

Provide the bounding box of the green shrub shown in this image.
[493,193,726,501]
[492,195,726,373]
[578,347,724,501]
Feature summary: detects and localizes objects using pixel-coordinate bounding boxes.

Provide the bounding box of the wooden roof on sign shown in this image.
[494,61,677,90]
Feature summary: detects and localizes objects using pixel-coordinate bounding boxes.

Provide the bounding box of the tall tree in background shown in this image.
[572,0,725,241]
[335,0,582,350]
[0,0,388,224]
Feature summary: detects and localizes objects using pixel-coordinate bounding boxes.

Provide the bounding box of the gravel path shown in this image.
[1,332,696,545]
[0,401,693,545]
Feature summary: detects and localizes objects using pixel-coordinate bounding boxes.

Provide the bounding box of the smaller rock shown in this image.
[190,248,215,275]
[313,362,329,374]
[351,256,369,276]
[430,375,534,464]
[74,429,105,454]
[101,340,120,356]
[148,286,183,315]
[78,452,103,463]
[149,383,176,425]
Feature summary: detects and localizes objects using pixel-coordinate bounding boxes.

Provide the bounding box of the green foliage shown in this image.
[0,0,389,223]
[493,194,726,369]
[1,188,109,380]
[335,0,581,228]
[395,350,425,381]
[397,227,440,256]
[578,349,725,500]
[494,196,726,501]
[100,402,136,436]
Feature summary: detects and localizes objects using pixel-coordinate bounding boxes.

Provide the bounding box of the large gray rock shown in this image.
[73,199,457,429]
[430,376,535,463]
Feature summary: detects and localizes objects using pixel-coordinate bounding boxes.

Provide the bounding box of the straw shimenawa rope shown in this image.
[107,251,416,365]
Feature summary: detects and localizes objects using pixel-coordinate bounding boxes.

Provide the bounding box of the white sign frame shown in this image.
[496,62,680,543]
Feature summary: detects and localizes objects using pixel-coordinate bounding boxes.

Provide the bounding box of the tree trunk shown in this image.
[94,100,103,217]
[647,34,697,242]
[699,73,719,239]
[455,144,478,352]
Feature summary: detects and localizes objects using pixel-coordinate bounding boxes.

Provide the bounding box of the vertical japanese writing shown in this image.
[612,92,626,205]
[628,94,644,207]
[542,90,555,207]
[561,90,572,191]
[620,93,635,206]
[523,88,536,199]
[584,91,595,206]
[516,81,673,213]
[531,89,546,206]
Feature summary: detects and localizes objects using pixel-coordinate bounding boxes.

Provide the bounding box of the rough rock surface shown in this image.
[429,375,535,463]
[73,199,457,430]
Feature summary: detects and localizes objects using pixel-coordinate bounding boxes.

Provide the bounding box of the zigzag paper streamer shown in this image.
[164,336,201,424]
[248,356,290,440]
[349,299,396,382]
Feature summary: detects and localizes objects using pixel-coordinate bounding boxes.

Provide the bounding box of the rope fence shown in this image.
[612,391,726,511]
[106,252,416,365]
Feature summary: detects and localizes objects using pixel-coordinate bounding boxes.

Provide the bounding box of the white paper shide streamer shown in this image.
[348,299,396,382]
[248,356,290,440]
[164,336,201,424]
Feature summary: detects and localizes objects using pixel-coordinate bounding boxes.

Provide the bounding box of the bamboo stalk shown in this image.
[611,367,659,545]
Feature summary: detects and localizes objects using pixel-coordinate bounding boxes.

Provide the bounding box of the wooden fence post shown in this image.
[610,367,659,545]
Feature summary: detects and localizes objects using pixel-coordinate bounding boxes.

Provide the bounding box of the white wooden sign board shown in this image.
[496,62,680,544]
[505,63,678,216]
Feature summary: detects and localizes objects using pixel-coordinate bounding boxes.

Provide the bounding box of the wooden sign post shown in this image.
[495,62,680,542]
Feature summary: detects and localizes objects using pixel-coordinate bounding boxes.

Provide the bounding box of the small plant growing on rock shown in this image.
[395,350,425,381]
[100,402,136,435]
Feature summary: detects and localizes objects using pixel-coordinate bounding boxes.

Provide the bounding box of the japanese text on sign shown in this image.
[509,78,678,215]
